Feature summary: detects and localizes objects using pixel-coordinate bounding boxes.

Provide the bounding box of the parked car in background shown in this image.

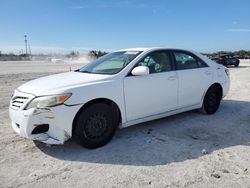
[9,47,230,149]
[214,55,240,67]
[243,55,250,59]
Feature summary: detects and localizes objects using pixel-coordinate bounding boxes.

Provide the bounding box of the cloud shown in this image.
[228,29,250,32]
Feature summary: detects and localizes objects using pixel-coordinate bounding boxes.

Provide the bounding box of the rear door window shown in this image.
[173,51,208,70]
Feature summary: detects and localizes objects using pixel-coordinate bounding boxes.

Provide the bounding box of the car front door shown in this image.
[123,50,178,122]
[172,50,213,108]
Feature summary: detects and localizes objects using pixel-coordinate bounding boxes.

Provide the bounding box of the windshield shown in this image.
[79,51,142,75]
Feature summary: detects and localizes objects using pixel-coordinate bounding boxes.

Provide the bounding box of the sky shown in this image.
[0,0,250,54]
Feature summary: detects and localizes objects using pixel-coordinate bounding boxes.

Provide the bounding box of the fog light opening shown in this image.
[32,124,49,134]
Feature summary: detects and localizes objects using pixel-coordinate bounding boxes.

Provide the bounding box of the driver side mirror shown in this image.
[131,66,149,76]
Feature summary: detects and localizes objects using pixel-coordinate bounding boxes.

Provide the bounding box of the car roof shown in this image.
[117,47,195,53]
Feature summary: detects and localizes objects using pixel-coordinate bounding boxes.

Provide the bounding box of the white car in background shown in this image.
[9,47,230,148]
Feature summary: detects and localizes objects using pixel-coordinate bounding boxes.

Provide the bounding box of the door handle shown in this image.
[167,76,177,81]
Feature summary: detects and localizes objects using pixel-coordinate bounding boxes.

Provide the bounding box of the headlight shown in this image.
[25,93,71,110]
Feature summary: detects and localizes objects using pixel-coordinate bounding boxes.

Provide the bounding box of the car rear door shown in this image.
[172,50,213,108]
[123,50,178,122]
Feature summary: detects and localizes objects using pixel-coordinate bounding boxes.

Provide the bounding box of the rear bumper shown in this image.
[227,61,239,65]
[9,104,82,144]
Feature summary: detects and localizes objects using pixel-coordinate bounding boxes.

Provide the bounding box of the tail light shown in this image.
[225,68,230,76]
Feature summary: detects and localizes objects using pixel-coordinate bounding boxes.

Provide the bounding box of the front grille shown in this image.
[11,96,29,110]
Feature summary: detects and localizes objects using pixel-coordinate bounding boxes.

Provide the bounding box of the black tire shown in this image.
[201,85,222,114]
[73,103,119,149]
[235,62,239,67]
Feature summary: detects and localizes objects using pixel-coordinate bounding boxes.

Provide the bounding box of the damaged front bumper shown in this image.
[9,103,82,145]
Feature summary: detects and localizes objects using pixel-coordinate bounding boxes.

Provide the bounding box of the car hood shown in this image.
[17,72,111,96]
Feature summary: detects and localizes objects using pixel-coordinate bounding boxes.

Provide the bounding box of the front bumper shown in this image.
[9,91,82,144]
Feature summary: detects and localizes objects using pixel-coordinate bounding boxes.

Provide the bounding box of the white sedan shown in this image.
[9,48,230,148]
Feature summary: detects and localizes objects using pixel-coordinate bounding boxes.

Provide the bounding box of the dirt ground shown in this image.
[0,60,250,188]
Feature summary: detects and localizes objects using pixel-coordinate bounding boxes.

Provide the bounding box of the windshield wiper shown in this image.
[79,70,94,74]
[79,70,112,75]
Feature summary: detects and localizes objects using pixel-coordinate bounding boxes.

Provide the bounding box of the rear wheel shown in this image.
[202,85,222,114]
[74,103,119,149]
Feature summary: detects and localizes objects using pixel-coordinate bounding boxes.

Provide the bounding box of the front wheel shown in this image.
[73,103,119,149]
[201,85,222,114]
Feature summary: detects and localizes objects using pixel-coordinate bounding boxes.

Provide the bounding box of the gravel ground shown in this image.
[0,60,250,188]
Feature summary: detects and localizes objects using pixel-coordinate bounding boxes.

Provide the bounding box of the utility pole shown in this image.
[29,44,31,55]
[24,35,28,55]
